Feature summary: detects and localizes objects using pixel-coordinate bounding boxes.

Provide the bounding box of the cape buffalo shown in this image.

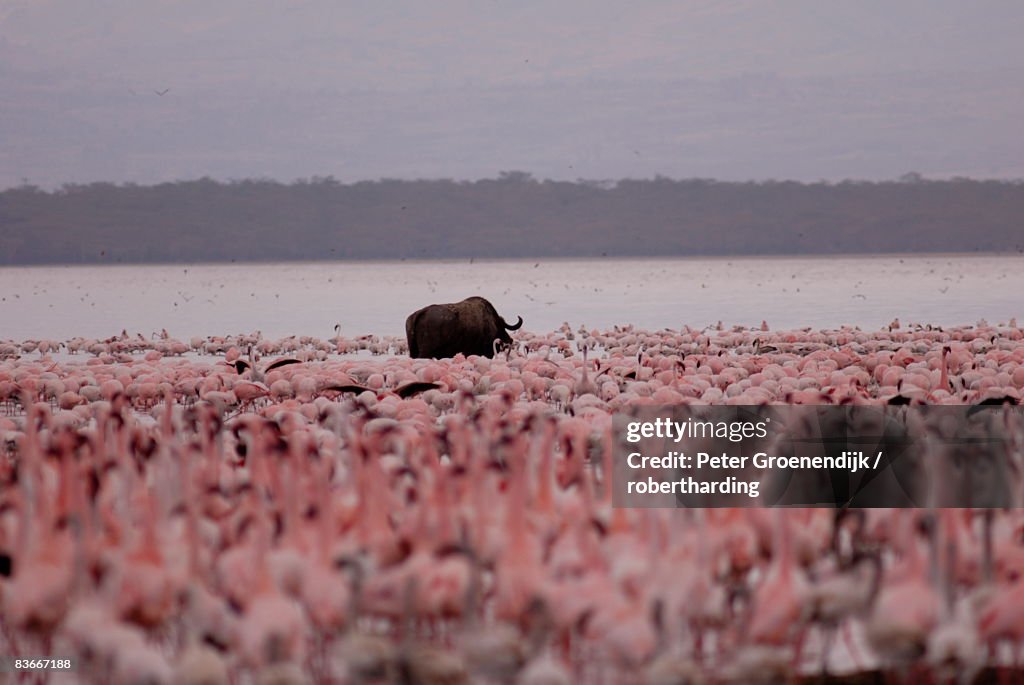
[405,296,523,359]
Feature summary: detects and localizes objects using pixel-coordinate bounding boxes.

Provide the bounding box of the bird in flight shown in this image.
[154,88,170,96]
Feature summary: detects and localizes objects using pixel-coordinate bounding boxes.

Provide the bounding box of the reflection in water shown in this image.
[1,254,1022,339]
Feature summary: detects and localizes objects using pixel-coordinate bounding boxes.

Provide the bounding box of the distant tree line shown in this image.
[1,173,1022,265]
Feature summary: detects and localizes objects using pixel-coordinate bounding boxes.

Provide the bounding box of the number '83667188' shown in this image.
[1,657,76,672]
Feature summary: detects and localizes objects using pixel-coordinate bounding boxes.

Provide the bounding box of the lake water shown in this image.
[1,254,1022,341]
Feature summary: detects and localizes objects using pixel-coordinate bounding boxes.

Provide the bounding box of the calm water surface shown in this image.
[1,255,1022,340]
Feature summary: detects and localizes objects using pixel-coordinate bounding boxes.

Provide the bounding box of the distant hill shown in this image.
[1,174,1022,265]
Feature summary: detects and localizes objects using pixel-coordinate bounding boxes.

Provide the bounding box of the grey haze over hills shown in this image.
[2,1,1023,189]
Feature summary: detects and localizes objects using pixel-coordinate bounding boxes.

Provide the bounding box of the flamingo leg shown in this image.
[839,620,865,672]
[820,625,836,676]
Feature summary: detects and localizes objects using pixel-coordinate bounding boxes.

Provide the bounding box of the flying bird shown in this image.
[154,88,170,96]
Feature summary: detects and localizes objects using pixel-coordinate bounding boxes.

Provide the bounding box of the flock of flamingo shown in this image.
[2,319,1024,685]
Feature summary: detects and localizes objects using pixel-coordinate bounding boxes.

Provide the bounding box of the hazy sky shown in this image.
[3,1,1023,188]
